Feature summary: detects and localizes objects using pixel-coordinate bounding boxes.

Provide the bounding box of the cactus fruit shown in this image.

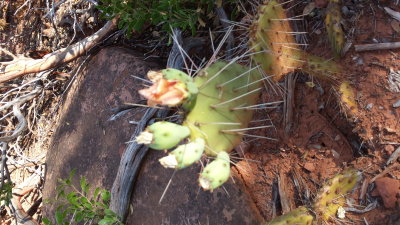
[325,0,344,58]
[159,138,205,169]
[265,207,313,225]
[314,169,360,222]
[136,121,190,150]
[199,151,231,191]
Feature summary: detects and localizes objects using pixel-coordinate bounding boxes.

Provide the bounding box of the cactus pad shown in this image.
[184,61,262,156]
[265,207,313,225]
[338,81,358,115]
[325,0,344,58]
[314,169,360,222]
[249,0,304,81]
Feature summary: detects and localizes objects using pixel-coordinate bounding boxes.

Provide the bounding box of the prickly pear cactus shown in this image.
[264,169,360,224]
[325,0,344,58]
[249,0,342,82]
[137,61,262,191]
[265,207,313,225]
[314,169,360,222]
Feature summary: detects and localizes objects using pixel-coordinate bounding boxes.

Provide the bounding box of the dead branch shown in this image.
[354,42,400,52]
[0,17,118,83]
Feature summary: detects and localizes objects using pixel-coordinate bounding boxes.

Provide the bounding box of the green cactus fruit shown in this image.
[325,0,344,58]
[265,207,314,225]
[136,121,190,150]
[314,169,360,222]
[249,0,305,81]
[184,61,263,156]
[199,151,231,191]
[159,138,205,169]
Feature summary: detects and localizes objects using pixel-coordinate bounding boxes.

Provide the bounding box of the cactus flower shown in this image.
[139,78,189,107]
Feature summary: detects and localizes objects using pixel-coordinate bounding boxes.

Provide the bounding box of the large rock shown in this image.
[42,47,157,218]
[42,47,261,224]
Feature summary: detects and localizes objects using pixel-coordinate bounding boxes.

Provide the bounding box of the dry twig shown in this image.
[0,17,118,83]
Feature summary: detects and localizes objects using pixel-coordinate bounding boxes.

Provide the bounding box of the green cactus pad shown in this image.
[159,138,205,169]
[265,207,314,225]
[137,121,190,150]
[249,0,342,82]
[314,169,360,222]
[249,0,304,81]
[303,54,342,82]
[184,61,263,156]
[199,151,231,191]
[325,0,344,58]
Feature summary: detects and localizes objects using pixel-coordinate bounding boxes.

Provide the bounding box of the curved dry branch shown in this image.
[0,17,118,83]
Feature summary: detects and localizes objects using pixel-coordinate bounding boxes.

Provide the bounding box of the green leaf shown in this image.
[94,187,101,200]
[42,217,54,225]
[104,209,116,216]
[80,176,89,194]
[55,209,65,225]
[74,211,84,222]
[101,190,111,204]
[98,217,115,225]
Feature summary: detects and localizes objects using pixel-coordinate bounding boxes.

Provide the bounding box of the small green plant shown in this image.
[97,0,236,35]
[0,182,13,206]
[43,170,123,225]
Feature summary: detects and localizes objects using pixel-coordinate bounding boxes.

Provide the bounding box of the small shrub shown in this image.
[97,0,236,35]
[43,169,123,225]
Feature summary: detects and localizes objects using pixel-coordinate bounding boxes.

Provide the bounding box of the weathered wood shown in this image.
[0,18,118,83]
[355,42,400,52]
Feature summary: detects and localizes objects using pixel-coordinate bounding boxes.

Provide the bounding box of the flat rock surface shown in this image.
[126,151,261,225]
[42,47,260,224]
[42,47,158,219]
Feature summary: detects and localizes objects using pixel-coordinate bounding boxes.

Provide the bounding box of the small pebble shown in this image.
[393,99,400,108]
[384,145,395,155]
[342,6,350,16]
[337,206,346,219]
[366,103,373,110]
